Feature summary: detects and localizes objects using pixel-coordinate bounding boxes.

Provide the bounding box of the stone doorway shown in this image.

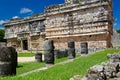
[22,40,28,50]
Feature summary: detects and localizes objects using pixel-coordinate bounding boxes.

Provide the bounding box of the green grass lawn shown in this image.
[18,52,35,57]
[1,49,120,80]
[17,56,68,75]
[17,62,44,75]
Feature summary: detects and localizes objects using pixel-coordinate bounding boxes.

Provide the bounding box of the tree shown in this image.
[116,29,120,34]
[0,29,6,42]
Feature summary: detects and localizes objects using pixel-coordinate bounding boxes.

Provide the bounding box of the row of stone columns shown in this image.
[43,40,88,66]
[0,40,88,76]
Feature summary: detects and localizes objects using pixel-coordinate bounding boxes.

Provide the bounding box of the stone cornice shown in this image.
[45,1,111,16]
[3,14,45,26]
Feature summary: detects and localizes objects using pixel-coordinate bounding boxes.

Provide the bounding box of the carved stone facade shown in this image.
[3,0,113,51]
[4,15,45,51]
[45,0,113,49]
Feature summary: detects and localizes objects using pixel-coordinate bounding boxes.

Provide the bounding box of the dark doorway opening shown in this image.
[23,40,28,50]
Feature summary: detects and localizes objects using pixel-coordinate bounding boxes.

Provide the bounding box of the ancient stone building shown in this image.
[45,0,113,49]
[3,0,113,52]
[3,14,45,51]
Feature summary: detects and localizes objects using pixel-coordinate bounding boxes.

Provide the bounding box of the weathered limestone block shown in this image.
[81,42,88,54]
[81,53,120,80]
[68,48,75,59]
[68,41,75,59]
[84,65,107,80]
[54,49,68,59]
[88,65,104,74]
[8,47,18,67]
[35,53,42,62]
[54,49,60,58]
[44,40,54,51]
[44,40,55,65]
[116,72,120,78]
[0,47,17,76]
[7,47,17,76]
[104,63,118,78]
[107,53,120,62]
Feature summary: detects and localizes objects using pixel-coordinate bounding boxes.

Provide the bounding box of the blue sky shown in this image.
[0,0,119,30]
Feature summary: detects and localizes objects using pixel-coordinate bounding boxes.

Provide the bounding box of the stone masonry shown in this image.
[3,0,113,52]
[70,53,120,80]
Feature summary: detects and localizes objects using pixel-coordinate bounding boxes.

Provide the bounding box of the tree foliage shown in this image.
[0,29,6,42]
[116,29,120,34]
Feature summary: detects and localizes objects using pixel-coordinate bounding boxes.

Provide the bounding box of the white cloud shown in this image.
[20,8,33,14]
[114,23,117,26]
[12,16,19,19]
[0,20,6,25]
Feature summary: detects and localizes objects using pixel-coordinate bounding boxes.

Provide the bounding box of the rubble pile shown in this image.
[70,53,120,80]
[82,53,120,80]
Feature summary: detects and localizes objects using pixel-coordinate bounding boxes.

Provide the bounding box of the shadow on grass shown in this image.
[17,65,23,68]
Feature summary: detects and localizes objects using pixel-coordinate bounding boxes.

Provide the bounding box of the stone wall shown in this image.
[7,35,45,52]
[4,0,113,52]
[30,36,44,51]
[50,34,108,50]
[45,6,111,38]
[45,0,113,50]
[112,29,120,47]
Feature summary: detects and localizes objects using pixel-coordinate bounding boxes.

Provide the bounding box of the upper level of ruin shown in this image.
[3,13,45,26]
[45,0,113,38]
[3,0,113,39]
[45,0,112,15]
[3,14,45,39]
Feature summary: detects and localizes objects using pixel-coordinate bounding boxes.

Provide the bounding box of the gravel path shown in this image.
[19,67,48,76]
[18,57,35,62]
[18,55,44,62]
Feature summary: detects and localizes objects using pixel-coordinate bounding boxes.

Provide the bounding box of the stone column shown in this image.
[20,39,23,51]
[68,41,75,59]
[81,42,88,54]
[44,40,55,66]
[35,53,42,62]
[0,47,17,76]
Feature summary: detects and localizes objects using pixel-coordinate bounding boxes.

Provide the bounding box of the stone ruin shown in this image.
[80,53,120,80]
[43,40,77,66]
[68,41,76,59]
[35,53,42,62]
[70,53,120,80]
[44,40,55,66]
[112,29,120,47]
[0,46,17,76]
[4,0,113,53]
[54,49,68,59]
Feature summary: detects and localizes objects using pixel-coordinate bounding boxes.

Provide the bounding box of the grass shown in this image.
[17,62,44,75]
[1,49,120,80]
[18,52,35,57]
[17,56,68,75]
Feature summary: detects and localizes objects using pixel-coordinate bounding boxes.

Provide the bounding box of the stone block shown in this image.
[68,48,75,59]
[0,47,17,76]
[35,53,42,62]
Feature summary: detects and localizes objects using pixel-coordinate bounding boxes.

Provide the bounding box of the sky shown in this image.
[0,0,119,30]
